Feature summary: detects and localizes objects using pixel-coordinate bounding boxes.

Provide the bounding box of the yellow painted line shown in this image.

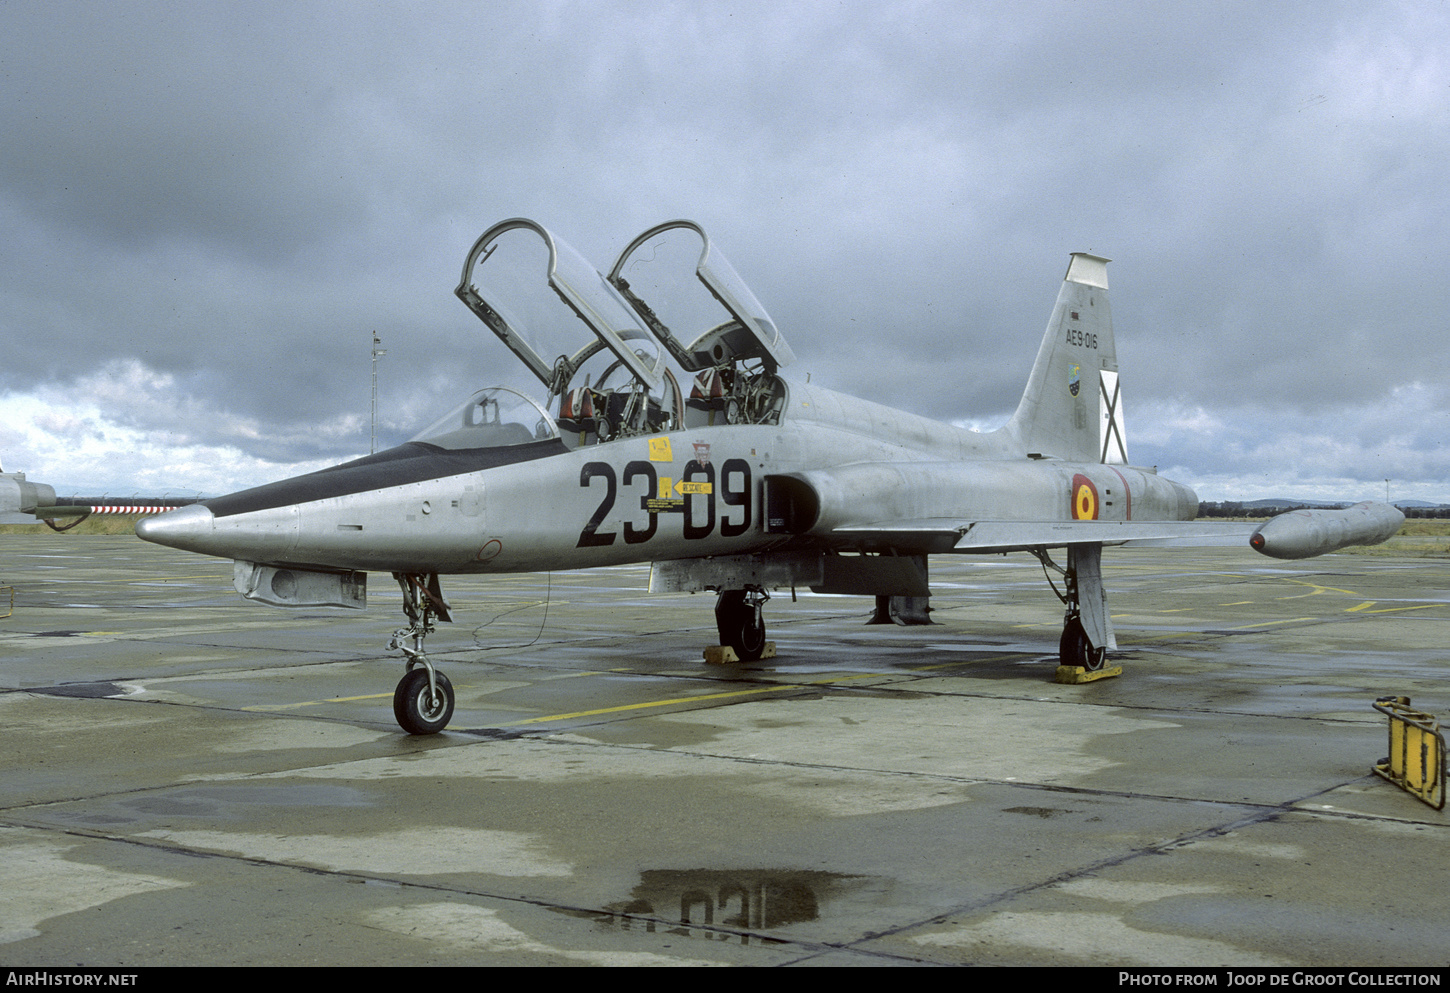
[245,669,612,713]
[1226,617,1316,630]
[1273,578,1362,599]
[503,684,798,724]
[245,693,392,712]
[1357,604,1444,615]
[230,651,1076,723]
[1341,601,1443,615]
[502,654,1026,725]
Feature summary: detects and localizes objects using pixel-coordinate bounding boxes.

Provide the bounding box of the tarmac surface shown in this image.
[1,531,1447,967]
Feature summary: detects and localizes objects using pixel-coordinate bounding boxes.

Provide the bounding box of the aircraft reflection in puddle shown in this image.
[589,868,874,943]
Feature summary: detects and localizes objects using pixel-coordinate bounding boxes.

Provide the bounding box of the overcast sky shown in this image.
[2,0,1446,504]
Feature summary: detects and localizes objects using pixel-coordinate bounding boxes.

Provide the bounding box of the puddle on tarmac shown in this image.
[52,784,374,827]
[30,681,128,698]
[577,868,878,943]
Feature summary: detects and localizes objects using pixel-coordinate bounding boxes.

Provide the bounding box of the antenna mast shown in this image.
[371,331,387,454]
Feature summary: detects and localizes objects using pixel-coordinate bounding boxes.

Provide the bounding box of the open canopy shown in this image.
[455,218,664,397]
[453,218,795,443]
[608,219,794,374]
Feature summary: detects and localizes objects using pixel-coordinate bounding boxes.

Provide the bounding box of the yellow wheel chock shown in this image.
[1372,696,1445,811]
[1055,663,1122,684]
[704,642,776,665]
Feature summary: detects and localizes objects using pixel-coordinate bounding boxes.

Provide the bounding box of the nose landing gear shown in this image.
[389,572,456,734]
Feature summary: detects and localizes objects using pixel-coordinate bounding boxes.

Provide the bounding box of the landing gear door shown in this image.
[456,218,664,395]
[608,220,795,374]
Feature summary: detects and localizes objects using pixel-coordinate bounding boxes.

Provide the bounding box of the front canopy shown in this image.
[410,386,560,450]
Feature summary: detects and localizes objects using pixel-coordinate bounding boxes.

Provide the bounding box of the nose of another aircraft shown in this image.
[135,503,215,552]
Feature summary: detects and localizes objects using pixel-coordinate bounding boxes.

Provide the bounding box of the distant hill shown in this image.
[1199,499,1450,519]
[1240,498,1345,510]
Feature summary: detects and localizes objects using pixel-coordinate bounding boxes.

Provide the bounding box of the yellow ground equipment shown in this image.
[1372,696,1445,811]
[1055,663,1121,684]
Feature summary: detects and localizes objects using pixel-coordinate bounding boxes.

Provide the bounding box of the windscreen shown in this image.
[409,387,560,451]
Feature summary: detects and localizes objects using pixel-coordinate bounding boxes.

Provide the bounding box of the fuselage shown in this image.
[136,377,1198,575]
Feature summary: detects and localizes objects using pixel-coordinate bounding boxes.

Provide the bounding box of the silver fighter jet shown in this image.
[137,218,1404,734]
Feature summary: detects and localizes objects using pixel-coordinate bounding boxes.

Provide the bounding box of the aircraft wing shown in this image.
[829,519,1256,555]
[832,502,1403,560]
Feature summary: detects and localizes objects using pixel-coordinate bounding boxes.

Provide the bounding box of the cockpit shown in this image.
[452,219,795,450]
[409,386,560,450]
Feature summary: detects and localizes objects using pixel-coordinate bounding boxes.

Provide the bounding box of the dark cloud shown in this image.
[0,0,1446,501]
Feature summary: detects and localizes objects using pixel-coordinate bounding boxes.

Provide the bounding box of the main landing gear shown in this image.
[389,572,456,734]
[1059,613,1106,672]
[715,587,769,662]
[1035,544,1114,672]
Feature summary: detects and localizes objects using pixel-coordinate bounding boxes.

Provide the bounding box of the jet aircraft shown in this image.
[136,218,1404,734]
[1,460,193,529]
[0,463,60,526]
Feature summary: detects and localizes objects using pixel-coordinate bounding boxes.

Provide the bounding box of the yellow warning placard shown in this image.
[648,437,673,462]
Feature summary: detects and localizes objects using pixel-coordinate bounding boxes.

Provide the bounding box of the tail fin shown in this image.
[1004,253,1127,464]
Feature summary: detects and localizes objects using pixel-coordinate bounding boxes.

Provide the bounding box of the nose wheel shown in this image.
[394,668,455,735]
[389,572,456,734]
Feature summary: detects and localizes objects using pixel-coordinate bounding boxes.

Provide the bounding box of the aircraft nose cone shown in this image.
[135,504,215,552]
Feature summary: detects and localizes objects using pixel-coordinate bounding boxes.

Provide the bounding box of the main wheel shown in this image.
[393,668,455,735]
[715,590,767,662]
[1059,617,1106,671]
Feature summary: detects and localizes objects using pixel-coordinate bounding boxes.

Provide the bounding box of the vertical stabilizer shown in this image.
[1005,253,1125,463]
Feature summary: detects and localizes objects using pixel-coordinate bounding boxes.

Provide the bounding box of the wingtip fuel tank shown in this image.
[1249,502,1404,560]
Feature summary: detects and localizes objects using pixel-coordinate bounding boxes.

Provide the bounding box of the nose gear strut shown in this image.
[389,572,456,734]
